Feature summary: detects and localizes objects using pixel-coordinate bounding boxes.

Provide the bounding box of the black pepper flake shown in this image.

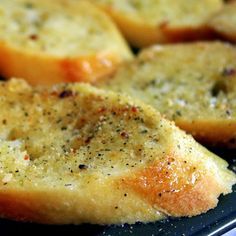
[59,90,73,98]
[124,193,127,197]
[176,110,182,116]
[56,118,62,123]
[140,130,148,134]
[115,206,118,209]
[149,79,156,86]
[158,193,162,197]
[2,119,7,125]
[226,110,231,116]
[65,184,72,187]
[78,164,88,170]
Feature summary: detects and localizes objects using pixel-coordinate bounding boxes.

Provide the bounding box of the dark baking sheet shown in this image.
[0,147,235,236]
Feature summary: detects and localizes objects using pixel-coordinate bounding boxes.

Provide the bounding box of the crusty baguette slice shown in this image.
[208,2,236,42]
[91,0,223,47]
[99,42,236,148]
[0,0,133,86]
[0,79,234,225]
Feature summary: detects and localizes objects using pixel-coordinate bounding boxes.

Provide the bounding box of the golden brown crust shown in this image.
[0,190,46,223]
[161,25,217,43]
[0,185,162,225]
[0,43,124,85]
[176,119,236,148]
[121,156,224,216]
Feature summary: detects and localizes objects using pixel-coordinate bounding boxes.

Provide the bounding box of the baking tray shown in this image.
[0,147,235,236]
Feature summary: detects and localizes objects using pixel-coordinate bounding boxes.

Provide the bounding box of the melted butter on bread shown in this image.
[99,42,236,147]
[0,79,234,224]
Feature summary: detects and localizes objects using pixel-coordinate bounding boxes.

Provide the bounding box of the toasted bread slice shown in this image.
[0,79,234,225]
[99,42,236,147]
[208,2,236,42]
[91,0,223,47]
[0,0,133,86]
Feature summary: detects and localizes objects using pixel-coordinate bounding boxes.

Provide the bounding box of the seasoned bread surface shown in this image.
[208,2,236,42]
[91,0,223,47]
[0,79,234,224]
[99,42,236,147]
[0,0,133,85]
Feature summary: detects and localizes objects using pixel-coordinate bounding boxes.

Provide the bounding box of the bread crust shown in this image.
[93,0,223,47]
[177,119,236,148]
[0,43,122,85]
[0,0,133,85]
[0,79,234,224]
[0,185,162,224]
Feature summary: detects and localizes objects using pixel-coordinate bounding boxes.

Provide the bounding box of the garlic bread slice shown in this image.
[99,42,236,147]
[0,0,132,85]
[0,79,234,224]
